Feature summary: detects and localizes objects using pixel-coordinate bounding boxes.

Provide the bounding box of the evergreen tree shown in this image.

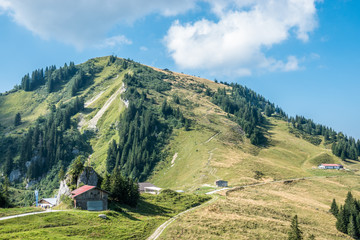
[347,215,358,239]
[3,151,13,177]
[0,184,9,208]
[109,167,139,207]
[184,119,191,131]
[106,140,117,173]
[101,174,111,192]
[2,176,10,200]
[110,167,125,202]
[330,198,339,216]
[264,104,273,117]
[14,112,21,126]
[288,215,303,240]
[336,205,348,233]
[341,150,346,161]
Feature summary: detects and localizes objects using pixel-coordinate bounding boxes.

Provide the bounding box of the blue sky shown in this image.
[0,0,359,139]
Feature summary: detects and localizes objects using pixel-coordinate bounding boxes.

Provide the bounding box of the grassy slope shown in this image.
[0,193,210,240]
[149,71,357,191]
[0,89,48,131]
[160,176,360,240]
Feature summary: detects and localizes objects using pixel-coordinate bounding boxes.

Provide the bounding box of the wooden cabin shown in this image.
[71,185,109,211]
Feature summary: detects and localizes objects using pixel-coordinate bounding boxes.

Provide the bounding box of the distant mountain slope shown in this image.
[0,56,358,202]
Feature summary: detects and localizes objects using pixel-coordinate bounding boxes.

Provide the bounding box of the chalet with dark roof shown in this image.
[71,185,109,211]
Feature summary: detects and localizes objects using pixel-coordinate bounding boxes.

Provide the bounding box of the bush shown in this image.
[59,195,74,209]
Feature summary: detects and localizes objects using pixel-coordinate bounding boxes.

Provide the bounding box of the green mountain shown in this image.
[0,55,359,201]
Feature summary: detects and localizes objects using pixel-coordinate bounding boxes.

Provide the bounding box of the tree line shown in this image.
[20,62,77,93]
[289,116,360,160]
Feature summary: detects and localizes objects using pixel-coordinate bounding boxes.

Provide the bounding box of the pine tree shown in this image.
[0,183,9,208]
[341,150,346,160]
[330,198,339,216]
[3,152,13,177]
[101,174,111,192]
[288,215,303,240]
[347,215,358,239]
[264,104,273,117]
[345,191,354,206]
[106,140,117,173]
[110,167,125,202]
[336,205,348,233]
[184,119,191,131]
[14,112,21,126]
[2,176,10,200]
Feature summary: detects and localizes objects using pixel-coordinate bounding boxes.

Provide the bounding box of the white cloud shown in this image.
[0,0,196,49]
[140,46,148,51]
[97,35,132,49]
[165,0,319,76]
[310,53,320,60]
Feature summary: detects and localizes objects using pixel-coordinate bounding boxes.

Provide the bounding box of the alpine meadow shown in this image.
[1,1,360,239]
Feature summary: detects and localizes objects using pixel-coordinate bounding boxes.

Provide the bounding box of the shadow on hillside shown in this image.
[82,107,96,114]
[108,203,139,221]
[119,210,139,221]
[259,118,277,149]
[109,198,173,219]
[343,159,359,164]
[135,198,172,217]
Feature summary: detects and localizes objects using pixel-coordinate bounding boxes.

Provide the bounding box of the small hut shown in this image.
[39,198,57,209]
[215,180,228,187]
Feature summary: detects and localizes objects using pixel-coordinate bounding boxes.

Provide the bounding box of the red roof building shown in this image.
[71,185,96,198]
[70,185,109,211]
[318,163,343,169]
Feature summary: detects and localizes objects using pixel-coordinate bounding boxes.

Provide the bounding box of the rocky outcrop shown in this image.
[9,169,21,182]
[77,167,99,188]
[26,179,38,189]
[56,166,100,205]
[56,179,72,204]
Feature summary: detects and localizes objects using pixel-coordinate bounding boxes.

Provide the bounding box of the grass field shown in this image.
[160,176,360,240]
[0,207,43,218]
[150,114,357,191]
[0,191,210,239]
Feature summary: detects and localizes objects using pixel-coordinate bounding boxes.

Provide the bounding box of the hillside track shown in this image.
[146,196,219,240]
[0,210,67,221]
